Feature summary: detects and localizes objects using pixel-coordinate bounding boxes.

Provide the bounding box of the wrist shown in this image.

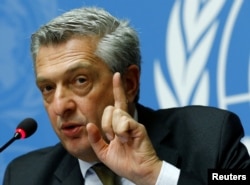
[134,160,163,185]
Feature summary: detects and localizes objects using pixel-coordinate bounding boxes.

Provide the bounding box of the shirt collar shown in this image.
[78,159,98,178]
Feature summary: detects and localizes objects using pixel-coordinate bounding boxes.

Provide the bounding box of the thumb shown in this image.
[86,123,108,157]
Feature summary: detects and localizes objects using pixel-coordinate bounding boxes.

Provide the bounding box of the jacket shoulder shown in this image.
[10,143,66,164]
[3,143,74,185]
[137,104,241,128]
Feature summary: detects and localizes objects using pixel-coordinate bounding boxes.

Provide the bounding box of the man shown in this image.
[3,7,250,185]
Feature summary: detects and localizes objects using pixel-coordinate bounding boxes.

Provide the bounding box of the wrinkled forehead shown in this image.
[36,37,109,78]
[34,36,101,71]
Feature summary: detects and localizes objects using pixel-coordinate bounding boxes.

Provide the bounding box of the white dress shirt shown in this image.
[78,159,180,185]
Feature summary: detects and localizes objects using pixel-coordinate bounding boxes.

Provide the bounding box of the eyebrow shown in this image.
[36,62,92,84]
[65,62,92,73]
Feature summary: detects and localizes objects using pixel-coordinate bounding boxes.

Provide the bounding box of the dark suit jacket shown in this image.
[3,104,250,185]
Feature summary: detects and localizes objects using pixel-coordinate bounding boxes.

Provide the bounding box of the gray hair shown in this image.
[31,7,141,75]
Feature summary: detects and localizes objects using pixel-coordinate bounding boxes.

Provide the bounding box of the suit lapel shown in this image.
[54,153,84,185]
[137,104,180,167]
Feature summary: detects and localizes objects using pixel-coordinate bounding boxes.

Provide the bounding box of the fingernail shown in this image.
[106,133,114,141]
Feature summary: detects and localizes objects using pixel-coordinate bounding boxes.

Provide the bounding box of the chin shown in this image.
[63,138,97,161]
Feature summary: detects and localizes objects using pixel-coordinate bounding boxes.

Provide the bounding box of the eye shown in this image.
[70,74,91,96]
[75,76,87,85]
[39,84,54,95]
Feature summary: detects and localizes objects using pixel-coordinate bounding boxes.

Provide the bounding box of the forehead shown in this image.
[35,36,108,77]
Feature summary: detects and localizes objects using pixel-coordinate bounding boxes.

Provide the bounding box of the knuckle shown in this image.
[104,105,114,112]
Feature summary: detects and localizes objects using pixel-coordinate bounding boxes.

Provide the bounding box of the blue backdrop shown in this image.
[1,0,250,182]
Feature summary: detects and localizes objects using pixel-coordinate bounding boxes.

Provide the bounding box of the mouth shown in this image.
[61,123,84,138]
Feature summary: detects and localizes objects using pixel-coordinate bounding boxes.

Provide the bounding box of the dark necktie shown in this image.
[91,163,118,185]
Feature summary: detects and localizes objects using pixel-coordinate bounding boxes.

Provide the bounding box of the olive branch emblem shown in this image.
[154,0,226,108]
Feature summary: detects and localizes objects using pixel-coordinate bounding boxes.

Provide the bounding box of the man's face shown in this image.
[35,37,114,161]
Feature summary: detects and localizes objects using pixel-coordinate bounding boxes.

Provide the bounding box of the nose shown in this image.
[52,85,76,117]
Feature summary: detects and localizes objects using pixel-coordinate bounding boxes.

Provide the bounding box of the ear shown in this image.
[122,65,140,103]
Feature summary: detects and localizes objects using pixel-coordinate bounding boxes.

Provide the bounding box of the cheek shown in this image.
[93,87,114,108]
[77,97,104,120]
[77,90,113,123]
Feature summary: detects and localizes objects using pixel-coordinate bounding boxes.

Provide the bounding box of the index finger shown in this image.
[113,72,128,111]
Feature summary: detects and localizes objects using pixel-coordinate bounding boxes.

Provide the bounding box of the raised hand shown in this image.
[86,72,162,185]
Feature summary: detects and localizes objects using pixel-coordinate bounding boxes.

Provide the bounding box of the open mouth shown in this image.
[61,124,83,137]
